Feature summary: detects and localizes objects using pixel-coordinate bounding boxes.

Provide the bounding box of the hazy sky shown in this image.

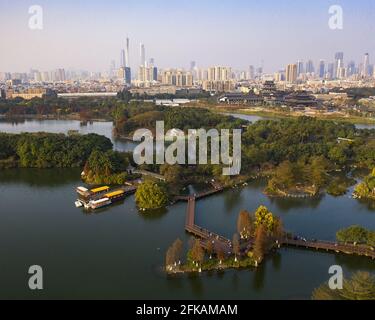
[1,0,374,73]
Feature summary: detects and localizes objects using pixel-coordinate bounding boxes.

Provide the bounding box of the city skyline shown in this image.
[1,0,375,72]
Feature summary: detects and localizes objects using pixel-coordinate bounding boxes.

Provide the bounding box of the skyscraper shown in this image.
[140,43,146,67]
[248,65,255,80]
[297,60,304,76]
[347,61,356,77]
[120,49,126,68]
[319,60,325,78]
[125,37,130,68]
[286,64,297,83]
[363,53,370,77]
[334,52,344,79]
[306,60,315,74]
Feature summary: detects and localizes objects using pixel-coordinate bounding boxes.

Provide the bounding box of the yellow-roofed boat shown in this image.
[104,190,126,202]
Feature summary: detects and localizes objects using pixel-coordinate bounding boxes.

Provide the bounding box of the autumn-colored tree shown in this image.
[254,205,276,232]
[165,246,176,268]
[191,239,205,264]
[232,233,240,258]
[273,217,284,242]
[253,224,269,262]
[172,238,183,264]
[206,240,214,258]
[237,210,253,239]
[215,245,226,263]
[312,272,375,300]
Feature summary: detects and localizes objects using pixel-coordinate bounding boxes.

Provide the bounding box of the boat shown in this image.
[75,200,83,208]
[76,185,110,200]
[87,198,112,210]
[103,190,126,202]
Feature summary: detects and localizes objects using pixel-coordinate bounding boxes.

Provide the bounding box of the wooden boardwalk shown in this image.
[178,181,375,260]
[283,238,375,259]
[181,183,232,255]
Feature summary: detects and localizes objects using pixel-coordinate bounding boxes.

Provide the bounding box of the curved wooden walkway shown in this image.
[178,182,375,260]
[283,238,375,259]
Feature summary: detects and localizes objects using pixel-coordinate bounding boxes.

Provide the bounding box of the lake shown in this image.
[0,118,374,299]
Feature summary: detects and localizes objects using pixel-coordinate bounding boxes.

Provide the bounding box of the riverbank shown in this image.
[0,113,112,122]
[166,256,257,275]
[215,106,375,125]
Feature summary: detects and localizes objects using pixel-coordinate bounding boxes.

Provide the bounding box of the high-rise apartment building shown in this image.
[286,64,297,83]
[161,69,193,87]
[207,66,232,81]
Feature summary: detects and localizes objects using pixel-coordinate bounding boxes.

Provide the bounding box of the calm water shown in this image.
[0,119,374,300]
[0,119,137,152]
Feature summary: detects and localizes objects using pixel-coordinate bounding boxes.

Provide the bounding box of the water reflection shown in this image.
[0,168,80,186]
[268,194,324,212]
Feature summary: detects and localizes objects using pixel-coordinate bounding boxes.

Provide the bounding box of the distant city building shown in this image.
[363,53,370,77]
[140,43,146,67]
[297,61,304,76]
[207,66,232,81]
[319,60,325,78]
[161,69,193,87]
[7,88,55,100]
[248,65,255,80]
[286,64,297,83]
[334,52,344,79]
[305,60,315,74]
[347,61,356,77]
[202,80,234,92]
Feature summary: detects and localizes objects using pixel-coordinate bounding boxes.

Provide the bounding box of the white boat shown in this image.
[75,200,83,208]
[87,198,112,210]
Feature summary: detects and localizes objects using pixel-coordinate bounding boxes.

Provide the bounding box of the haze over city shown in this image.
[1,0,375,73]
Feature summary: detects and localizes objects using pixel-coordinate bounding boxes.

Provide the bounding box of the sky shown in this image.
[0,0,374,73]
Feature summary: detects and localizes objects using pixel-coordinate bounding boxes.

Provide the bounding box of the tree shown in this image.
[191,239,205,265]
[135,181,169,210]
[254,206,276,232]
[215,245,225,263]
[336,225,369,244]
[274,160,295,189]
[160,164,183,185]
[272,217,284,242]
[206,240,214,259]
[165,246,176,268]
[312,272,375,300]
[172,238,183,264]
[309,156,329,188]
[237,210,253,239]
[232,234,240,258]
[253,224,269,262]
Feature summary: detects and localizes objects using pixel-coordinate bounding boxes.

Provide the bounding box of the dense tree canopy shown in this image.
[312,272,375,300]
[135,181,169,210]
[0,132,112,168]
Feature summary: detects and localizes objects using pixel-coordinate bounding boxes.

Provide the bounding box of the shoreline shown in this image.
[215,106,375,125]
